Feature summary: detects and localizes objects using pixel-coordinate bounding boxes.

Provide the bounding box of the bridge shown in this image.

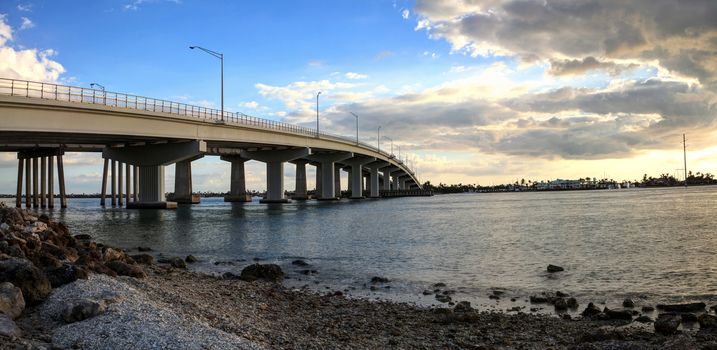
[0,78,426,209]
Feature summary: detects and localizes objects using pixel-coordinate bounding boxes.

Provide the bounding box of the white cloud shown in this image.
[17,4,32,12]
[20,17,34,30]
[124,0,181,11]
[240,101,259,109]
[0,15,64,82]
[345,72,368,80]
[401,9,410,19]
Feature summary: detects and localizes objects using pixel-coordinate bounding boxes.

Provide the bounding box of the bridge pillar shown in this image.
[306,152,353,200]
[174,159,201,204]
[366,161,388,198]
[313,162,322,199]
[343,156,375,199]
[382,166,399,191]
[104,140,206,209]
[290,159,309,200]
[221,156,252,202]
[17,149,66,208]
[239,148,311,203]
[334,167,342,198]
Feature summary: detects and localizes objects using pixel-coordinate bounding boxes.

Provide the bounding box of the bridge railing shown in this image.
[0,78,417,182]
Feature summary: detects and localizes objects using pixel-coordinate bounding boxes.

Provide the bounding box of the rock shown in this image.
[554,298,568,310]
[547,264,564,273]
[291,259,309,267]
[130,254,154,265]
[681,313,698,322]
[104,261,146,278]
[454,301,473,312]
[102,247,125,262]
[62,299,105,323]
[74,234,92,241]
[422,290,433,295]
[567,297,579,309]
[433,282,446,287]
[656,302,706,312]
[0,258,51,305]
[623,298,635,308]
[655,314,681,335]
[0,313,21,338]
[581,302,602,317]
[555,291,569,297]
[222,272,240,280]
[603,307,633,320]
[0,207,24,226]
[299,269,317,275]
[488,294,500,300]
[185,255,198,263]
[699,314,717,329]
[635,315,653,323]
[45,263,89,288]
[239,264,284,282]
[370,276,389,284]
[530,295,549,303]
[158,257,187,269]
[492,290,505,296]
[642,306,655,312]
[0,282,24,319]
[435,294,451,303]
[137,246,152,252]
[38,214,50,223]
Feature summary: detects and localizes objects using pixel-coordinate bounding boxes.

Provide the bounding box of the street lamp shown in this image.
[90,83,105,104]
[189,45,224,123]
[383,136,393,155]
[350,112,359,145]
[377,126,381,152]
[316,91,322,137]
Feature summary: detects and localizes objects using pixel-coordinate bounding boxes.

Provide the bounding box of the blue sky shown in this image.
[1,0,716,193]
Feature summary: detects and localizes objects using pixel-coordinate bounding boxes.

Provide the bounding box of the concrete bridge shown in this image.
[0,78,424,209]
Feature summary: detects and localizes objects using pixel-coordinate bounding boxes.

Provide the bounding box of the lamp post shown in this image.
[316,91,322,137]
[383,136,393,155]
[377,126,381,152]
[90,83,105,104]
[350,112,359,145]
[189,45,224,123]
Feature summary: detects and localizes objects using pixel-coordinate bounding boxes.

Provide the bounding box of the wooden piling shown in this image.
[118,162,123,207]
[25,158,31,208]
[133,165,139,202]
[111,160,116,206]
[125,162,131,204]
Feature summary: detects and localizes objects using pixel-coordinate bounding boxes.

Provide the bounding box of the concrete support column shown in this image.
[174,160,200,204]
[133,166,139,203]
[125,162,131,205]
[314,163,322,198]
[221,156,251,202]
[32,157,38,208]
[118,162,123,207]
[341,156,375,199]
[100,158,108,207]
[48,156,54,208]
[291,159,309,200]
[111,161,117,206]
[306,152,353,200]
[40,157,46,208]
[57,153,67,208]
[239,147,311,204]
[15,159,22,208]
[334,167,341,198]
[382,166,399,191]
[137,166,166,203]
[24,158,30,208]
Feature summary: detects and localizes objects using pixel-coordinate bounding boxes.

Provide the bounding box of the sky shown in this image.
[0,0,716,193]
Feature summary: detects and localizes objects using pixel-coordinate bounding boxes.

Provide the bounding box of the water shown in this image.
[5,186,717,312]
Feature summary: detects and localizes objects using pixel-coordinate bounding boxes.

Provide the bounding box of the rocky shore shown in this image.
[2,204,717,349]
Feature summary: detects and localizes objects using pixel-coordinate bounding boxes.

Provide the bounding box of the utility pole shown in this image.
[683,133,688,187]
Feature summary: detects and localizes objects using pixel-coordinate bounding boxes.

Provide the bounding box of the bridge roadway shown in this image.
[0,78,422,208]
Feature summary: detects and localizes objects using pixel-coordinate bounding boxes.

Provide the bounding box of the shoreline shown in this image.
[2,205,717,348]
[7,265,717,349]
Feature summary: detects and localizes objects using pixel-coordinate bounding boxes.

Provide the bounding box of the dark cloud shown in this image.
[415,0,717,86]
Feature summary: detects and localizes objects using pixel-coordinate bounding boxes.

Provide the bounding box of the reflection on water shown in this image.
[4,186,717,307]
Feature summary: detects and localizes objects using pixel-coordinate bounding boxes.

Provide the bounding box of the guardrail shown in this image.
[0,77,418,182]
